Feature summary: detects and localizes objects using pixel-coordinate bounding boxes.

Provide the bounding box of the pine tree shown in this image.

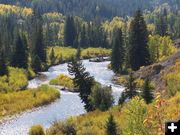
[32,12,47,63]
[68,57,94,112]
[111,28,124,73]
[155,15,168,36]
[32,55,42,73]
[49,48,56,65]
[11,33,28,69]
[105,114,118,135]
[124,72,137,99]
[76,46,81,60]
[79,24,87,48]
[129,10,150,71]
[141,78,154,104]
[118,91,127,105]
[64,16,76,47]
[0,52,8,76]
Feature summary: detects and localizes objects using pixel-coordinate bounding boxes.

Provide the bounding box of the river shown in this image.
[0,60,124,135]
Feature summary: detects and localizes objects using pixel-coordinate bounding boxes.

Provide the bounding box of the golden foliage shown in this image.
[0,85,60,119]
[47,92,180,135]
[148,35,177,62]
[49,74,74,89]
[0,4,32,18]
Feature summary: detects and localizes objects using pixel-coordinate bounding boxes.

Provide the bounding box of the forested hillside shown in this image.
[0,0,179,20]
[0,0,179,135]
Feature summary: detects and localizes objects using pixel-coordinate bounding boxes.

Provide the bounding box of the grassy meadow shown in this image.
[0,85,60,119]
[47,47,111,65]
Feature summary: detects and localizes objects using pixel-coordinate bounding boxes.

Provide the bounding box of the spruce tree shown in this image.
[118,91,127,105]
[32,12,46,63]
[32,55,42,73]
[11,33,28,69]
[0,52,8,76]
[49,48,56,65]
[124,72,137,99]
[129,10,150,71]
[79,24,87,48]
[111,28,124,73]
[141,78,154,104]
[64,16,76,47]
[155,15,168,36]
[68,57,94,112]
[105,114,118,135]
[76,46,81,60]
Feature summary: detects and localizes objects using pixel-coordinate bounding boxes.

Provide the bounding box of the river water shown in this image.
[0,60,124,135]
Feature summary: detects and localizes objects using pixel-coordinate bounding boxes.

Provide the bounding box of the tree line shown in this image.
[1,0,178,20]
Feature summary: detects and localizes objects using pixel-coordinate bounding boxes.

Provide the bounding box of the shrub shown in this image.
[0,67,28,92]
[29,125,45,135]
[8,67,28,91]
[123,97,150,135]
[49,74,74,89]
[47,119,76,135]
[89,83,114,111]
[163,59,180,97]
[81,48,111,59]
[166,73,180,97]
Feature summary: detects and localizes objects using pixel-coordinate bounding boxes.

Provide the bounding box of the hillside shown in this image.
[134,50,180,95]
[0,0,179,20]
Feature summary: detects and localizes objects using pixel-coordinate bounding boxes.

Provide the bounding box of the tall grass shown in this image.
[49,74,74,90]
[47,47,111,65]
[0,67,28,93]
[0,85,60,119]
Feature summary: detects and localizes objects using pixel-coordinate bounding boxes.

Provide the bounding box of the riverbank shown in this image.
[112,51,180,96]
[47,47,111,66]
[46,92,180,135]
[0,85,60,120]
[0,59,123,135]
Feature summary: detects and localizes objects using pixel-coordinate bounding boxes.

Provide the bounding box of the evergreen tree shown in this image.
[0,52,8,76]
[64,16,76,47]
[111,28,124,73]
[141,78,154,104]
[32,12,46,63]
[118,92,127,105]
[32,55,42,73]
[155,15,168,36]
[105,114,118,135]
[129,10,150,71]
[68,57,94,112]
[49,48,56,65]
[11,33,28,69]
[124,72,137,99]
[76,46,81,60]
[79,24,87,48]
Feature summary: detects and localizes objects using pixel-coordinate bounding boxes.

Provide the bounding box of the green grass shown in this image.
[47,47,111,65]
[0,85,60,119]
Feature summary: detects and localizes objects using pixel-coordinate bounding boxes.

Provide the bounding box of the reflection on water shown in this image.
[0,60,124,135]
